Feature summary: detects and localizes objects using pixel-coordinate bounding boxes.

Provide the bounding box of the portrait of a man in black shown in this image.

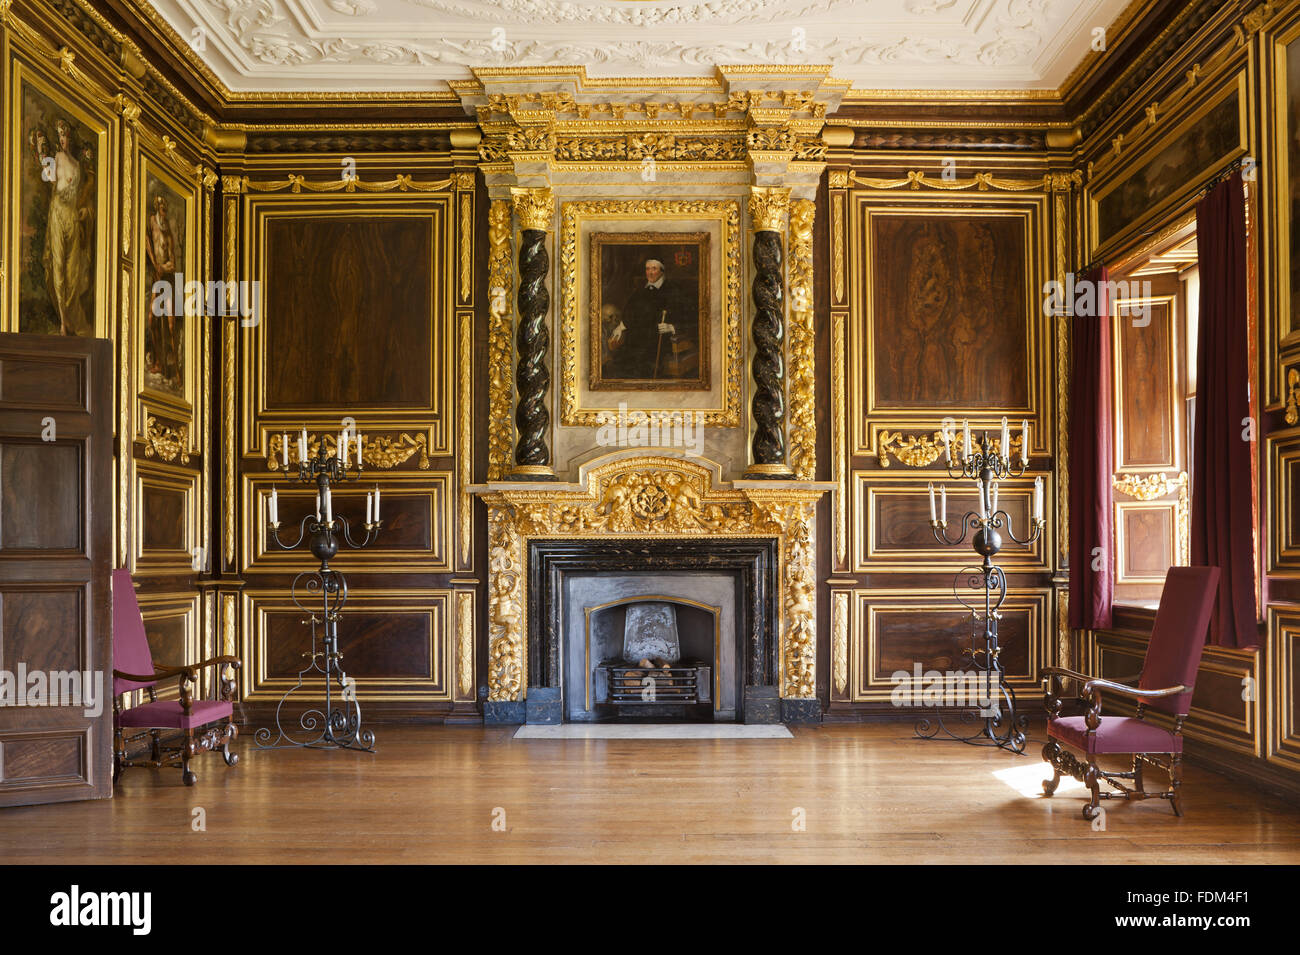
[605,257,696,380]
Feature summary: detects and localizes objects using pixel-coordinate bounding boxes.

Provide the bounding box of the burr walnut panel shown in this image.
[263,216,436,410]
[0,587,85,673]
[0,356,83,408]
[0,732,85,785]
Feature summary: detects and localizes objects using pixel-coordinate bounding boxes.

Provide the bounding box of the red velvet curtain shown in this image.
[1068,266,1114,630]
[1191,172,1257,648]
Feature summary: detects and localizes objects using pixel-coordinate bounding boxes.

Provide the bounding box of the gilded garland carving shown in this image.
[848,170,1047,192]
[144,416,192,464]
[831,192,845,303]
[877,431,1022,467]
[554,135,747,162]
[832,591,849,696]
[223,593,237,659]
[459,311,473,566]
[1286,368,1299,426]
[119,269,131,567]
[222,194,238,567]
[239,174,453,193]
[486,504,524,702]
[459,192,473,304]
[1112,471,1184,500]
[476,457,826,701]
[486,200,515,480]
[832,312,847,567]
[456,591,475,699]
[787,199,816,481]
[559,199,742,428]
[265,432,432,470]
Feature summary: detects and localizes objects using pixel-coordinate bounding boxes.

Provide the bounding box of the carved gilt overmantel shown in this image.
[470,454,832,707]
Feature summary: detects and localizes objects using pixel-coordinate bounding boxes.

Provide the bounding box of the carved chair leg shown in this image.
[113,722,124,785]
[1132,754,1146,794]
[150,728,161,764]
[1041,740,1061,796]
[1082,757,1102,820]
[1169,754,1184,817]
[181,730,196,786]
[222,721,239,768]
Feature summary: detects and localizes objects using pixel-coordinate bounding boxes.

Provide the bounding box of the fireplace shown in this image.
[528,538,779,723]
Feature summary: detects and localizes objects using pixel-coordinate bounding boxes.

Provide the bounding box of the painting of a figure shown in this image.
[590,232,710,391]
[18,82,99,336]
[143,171,187,399]
[870,214,1029,409]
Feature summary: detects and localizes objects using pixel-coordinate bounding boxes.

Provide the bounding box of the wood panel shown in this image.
[1114,298,1178,470]
[1269,607,1300,770]
[0,333,112,807]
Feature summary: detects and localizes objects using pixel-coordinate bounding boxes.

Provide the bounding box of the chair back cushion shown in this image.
[112,569,156,696]
[1140,566,1221,716]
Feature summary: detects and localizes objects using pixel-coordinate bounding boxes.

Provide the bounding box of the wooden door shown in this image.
[0,332,113,806]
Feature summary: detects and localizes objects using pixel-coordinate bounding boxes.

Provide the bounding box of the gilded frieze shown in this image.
[265,432,432,471]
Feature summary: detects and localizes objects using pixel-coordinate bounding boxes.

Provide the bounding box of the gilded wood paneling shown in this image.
[1269,606,1300,770]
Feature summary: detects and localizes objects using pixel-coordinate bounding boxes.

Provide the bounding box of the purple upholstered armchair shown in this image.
[1042,566,1220,819]
[112,569,240,786]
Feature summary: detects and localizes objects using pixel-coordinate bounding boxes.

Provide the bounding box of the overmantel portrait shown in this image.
[590,231,710,391]
[559,198,742,428]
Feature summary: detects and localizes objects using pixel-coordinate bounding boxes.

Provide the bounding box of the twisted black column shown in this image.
[513,226,552,474]
[749,229,789,475]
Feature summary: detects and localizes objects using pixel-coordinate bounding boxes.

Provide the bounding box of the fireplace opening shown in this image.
[589,598,716,722]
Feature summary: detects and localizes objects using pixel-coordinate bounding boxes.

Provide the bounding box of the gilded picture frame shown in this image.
[136,150,199,421]
[558,198,742,428]
[588,230,711,392]
[5,58,115,338]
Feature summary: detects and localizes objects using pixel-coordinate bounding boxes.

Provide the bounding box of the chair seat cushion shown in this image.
[1048,716,1182,755]
[118,699,233,730]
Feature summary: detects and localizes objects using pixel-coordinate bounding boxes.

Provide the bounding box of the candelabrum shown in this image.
[257,428,382,752]
[917,418,1045,754]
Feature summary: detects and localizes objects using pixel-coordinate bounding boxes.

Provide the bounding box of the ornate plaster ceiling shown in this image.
[144,0,1131,94]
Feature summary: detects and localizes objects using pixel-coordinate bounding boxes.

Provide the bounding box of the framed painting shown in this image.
[589,231,710,391]
[558,198,742,428]
[8,63,113,337]
[138,153,198,411]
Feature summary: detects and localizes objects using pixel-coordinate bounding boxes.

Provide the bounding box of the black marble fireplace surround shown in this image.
[516,538,782,723]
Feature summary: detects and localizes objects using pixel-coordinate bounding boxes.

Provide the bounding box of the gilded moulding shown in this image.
[486,200,515,480]
[458,311,474,567]
[144,416,192,464]
[511,187,555,232]
[473,456,829,701]
[832,312,848,567]
[748,186,790,232]
[558,199,743,428]
[458,192,474,304]
[265,432,432,471]
[788,199,816,480]
[831,192,845,304]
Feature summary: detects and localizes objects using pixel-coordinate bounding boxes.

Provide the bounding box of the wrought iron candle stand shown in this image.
[258,435,381,752]
[917,422,1044,754]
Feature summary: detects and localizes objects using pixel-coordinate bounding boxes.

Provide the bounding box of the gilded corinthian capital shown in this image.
[511,187,555,232]
[748,186,790,233]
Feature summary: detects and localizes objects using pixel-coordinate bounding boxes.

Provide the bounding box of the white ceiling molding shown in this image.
[148,0,1129,93]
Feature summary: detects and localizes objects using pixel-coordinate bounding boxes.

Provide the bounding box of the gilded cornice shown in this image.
[848,170,1049,192]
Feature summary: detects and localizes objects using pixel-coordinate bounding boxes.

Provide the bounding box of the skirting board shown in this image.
[513,724,793,740]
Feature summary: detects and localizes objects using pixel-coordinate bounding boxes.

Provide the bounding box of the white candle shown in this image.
[300,428,308,462]
[355,432,363,468]
[366,491,373,525]
[1000,417,1010,464]
[374,484,380,521]
[1034,476,1044,521]
[941,422,952,463]
[990,480,999,514]
[338,431,345,465]
[315,490,321,521]
[1021,419,1030,464]
[928,482,936,523]
[270,486,278,525]
[963,420,971,462]
[940,485,947,523]
[281,433,288,468]
[323,486,333,524]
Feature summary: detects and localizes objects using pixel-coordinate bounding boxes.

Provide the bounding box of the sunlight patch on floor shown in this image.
[992,762,1085,797]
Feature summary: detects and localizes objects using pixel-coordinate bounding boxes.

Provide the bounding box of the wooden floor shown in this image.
[2,723,1298,864]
